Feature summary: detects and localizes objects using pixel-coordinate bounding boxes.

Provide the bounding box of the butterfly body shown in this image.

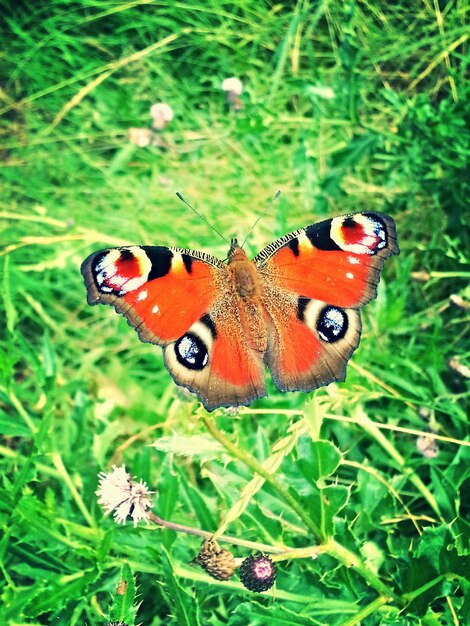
[82,211,399,411]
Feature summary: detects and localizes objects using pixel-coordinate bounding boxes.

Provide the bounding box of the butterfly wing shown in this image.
[162,309,266,411]
[256,212,398,392]
[81,245,265,410]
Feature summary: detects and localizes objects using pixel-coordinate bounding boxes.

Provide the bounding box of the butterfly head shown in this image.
[228,238,245,262]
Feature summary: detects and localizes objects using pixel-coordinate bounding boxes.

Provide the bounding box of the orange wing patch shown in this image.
[124,260,219,343]
[264,246,377,308]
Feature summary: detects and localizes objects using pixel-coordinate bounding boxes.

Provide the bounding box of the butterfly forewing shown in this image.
[81,245,227,343]
[255,212,399,308]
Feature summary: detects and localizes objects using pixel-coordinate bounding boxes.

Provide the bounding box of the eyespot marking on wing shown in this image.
[330,214,388,255]
[170,316,216,373]
[297,297,349,344]
[316,306,348,343]
[94,246,153,295]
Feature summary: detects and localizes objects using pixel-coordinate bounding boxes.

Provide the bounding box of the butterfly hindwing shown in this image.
[163,311,266,410]
[263,293,362,393]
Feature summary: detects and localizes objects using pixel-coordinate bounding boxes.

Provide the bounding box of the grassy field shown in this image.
[1,1,469,625]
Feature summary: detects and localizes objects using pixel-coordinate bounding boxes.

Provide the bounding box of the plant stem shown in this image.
[325,538,398,601]
[202,415,322,539]
[339,594,391,626]
[202,415,401,603]
[147,511,285,554]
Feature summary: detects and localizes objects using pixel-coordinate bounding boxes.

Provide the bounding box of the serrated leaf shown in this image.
[160,546,200,626]
[297,439,342,484]
[109,562,137,625]
[320,485,350,537]
[401,526,470,617]
[229,600,323,625]
[25,571,98,617]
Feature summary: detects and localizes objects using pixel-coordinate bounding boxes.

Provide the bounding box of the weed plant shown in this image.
[1,1,469,625]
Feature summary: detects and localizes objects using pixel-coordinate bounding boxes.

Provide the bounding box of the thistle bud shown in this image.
[239,553,277,592]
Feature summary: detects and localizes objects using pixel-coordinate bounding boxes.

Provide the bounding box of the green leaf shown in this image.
[25,570,99,617]
[157,456,180,549]
[3,256,18,335]
[401,555,439,617]
[109,562,137,625]
[357,467,388,517]
[181,479,217,533]
[430,467,457,519]
[160,546,201,626]
[297,439,342,484]
[152,434,224,458]
[0,409,32,437]
[401,526,470,617]
[40,333,56,380]
[228,598,361,625]
[229,600,321,625]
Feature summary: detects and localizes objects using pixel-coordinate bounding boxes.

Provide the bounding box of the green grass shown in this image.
[1,1,469,624]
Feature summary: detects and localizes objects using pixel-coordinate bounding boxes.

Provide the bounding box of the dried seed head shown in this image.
[193,538,220,566]
[193,538,236,581]
[204,549,236,581]
[239,553,277,592]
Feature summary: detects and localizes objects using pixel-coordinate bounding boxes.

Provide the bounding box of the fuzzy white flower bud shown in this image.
[150,102,174,129]
[96,465,153,527]
[221,77,243,95]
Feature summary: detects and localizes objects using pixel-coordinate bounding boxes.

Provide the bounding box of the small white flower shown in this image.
[416,435,439,459]
[128,127,152,147]
[221,77,243,95]
[150,102,174,129]
[96,465,153,527]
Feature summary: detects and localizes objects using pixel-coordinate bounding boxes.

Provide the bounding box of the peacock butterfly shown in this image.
[81,212,399,411]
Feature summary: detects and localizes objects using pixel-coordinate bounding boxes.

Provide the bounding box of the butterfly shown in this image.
[81,212,399,411]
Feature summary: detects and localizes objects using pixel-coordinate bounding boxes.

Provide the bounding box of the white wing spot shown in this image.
[346,272,354,279]
[348,256,360,265]
[152,304,160,314]
[137,290,148,301]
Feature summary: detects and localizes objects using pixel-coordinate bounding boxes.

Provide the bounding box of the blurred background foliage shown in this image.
[0,1,469,624]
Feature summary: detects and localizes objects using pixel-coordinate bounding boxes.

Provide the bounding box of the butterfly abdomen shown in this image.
[227,246,267,353]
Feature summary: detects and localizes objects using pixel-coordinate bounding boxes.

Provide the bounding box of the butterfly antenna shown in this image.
[241,190,281,249]
[175,192,230,245]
